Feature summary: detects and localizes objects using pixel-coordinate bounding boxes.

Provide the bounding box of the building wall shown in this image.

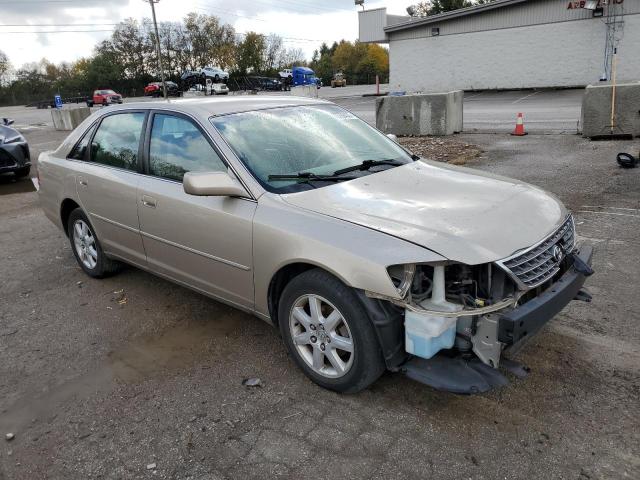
[388,0,640,40]
[359,8,389,44]
[389,13,640,92]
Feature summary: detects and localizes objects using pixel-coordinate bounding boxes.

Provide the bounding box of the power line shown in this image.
[0,26,333,44]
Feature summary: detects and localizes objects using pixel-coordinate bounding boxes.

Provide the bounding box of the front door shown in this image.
[74,111,147,266]
[137,112,256,309]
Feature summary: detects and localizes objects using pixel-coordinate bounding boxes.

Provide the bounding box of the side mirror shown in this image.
[386,133,399,143]
[183,171,248,197]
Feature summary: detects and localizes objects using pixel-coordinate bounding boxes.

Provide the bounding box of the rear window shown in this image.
[68,124,97,161]
[90,113,145,171]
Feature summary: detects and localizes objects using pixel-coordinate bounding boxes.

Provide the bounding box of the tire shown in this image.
[278,269,385,393]
[14,166,30,178]
[67,208,121,278]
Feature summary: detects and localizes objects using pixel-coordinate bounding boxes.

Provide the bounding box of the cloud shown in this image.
[0,0,403,67]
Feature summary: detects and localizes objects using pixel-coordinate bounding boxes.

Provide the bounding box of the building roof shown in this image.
[384,0,529,33]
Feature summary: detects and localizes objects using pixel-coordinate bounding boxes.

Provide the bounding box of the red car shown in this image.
[144,81,180,97]
[86,89,123,107]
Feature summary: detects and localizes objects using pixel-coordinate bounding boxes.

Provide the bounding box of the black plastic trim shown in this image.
[354,290,409,369]
[498,246,594,346]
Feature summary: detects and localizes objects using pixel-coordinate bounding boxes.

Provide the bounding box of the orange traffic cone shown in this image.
[511,112,527,136]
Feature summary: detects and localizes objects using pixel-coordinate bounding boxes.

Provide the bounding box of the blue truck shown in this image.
[279,67,321,88]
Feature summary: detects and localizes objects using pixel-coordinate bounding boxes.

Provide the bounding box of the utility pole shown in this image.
[144,0,168,101]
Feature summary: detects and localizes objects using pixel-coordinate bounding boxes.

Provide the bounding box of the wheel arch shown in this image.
[60,198,81,237]
[267,261,351,329]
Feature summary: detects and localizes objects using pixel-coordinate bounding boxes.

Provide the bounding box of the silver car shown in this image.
[38,97,593,394]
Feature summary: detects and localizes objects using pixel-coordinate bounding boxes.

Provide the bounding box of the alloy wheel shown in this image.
[73,219,98,270]
[288,294,354,378]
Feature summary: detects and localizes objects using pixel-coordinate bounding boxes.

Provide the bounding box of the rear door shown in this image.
[137,111,256,309]
[73,110,147,266]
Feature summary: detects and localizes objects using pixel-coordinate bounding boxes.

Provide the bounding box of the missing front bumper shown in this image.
[498,246,594,348]
[400,245,594,394]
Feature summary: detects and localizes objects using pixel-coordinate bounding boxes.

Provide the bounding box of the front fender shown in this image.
[253,195,446,317]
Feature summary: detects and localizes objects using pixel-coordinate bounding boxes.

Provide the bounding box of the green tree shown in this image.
[236,32,266,75]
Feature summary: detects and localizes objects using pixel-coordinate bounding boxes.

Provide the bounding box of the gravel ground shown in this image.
[398,136,483,164]
[0,126,639,480]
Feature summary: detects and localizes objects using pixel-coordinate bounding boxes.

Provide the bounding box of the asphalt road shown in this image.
[327,87,584,134]
[0,118,639,479]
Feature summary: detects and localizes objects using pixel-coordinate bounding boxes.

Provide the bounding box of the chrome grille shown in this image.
[497,215,575,289]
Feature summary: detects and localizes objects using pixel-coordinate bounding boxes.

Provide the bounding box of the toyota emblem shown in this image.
[552,245,563,263]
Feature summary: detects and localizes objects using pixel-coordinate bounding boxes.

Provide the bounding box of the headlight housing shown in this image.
[387,263,416,298]
[3,135,22,144]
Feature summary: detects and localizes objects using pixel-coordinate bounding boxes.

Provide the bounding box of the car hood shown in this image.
[281,161,567,265]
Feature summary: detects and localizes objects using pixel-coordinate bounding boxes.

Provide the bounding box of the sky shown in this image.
[0,0,409,69]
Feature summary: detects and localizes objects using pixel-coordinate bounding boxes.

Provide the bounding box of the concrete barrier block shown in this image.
[289,85,319,98]
[183,91,205,98]
[51,107,91,131]
[375,90,463,136]
[581,81,640,138]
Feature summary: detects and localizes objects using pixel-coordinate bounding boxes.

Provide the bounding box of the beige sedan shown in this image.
[38,97,593,394]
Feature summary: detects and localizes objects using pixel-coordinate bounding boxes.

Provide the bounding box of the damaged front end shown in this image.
[365,215,594,394]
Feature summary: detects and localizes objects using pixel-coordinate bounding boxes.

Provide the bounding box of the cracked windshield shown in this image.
[211,104,412,192]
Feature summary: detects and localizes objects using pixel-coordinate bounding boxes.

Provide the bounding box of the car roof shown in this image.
[104,96,331,118]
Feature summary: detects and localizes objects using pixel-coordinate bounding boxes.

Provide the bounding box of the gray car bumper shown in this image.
[0,142,30,173]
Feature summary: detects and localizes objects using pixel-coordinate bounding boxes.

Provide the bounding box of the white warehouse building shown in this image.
[358,0,640,92]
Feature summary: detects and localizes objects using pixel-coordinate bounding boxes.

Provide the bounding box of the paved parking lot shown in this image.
[332,88,583,133]
[3,86,584,135]
[1,98,639,479]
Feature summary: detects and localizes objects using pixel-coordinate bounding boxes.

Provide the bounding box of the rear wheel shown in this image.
[67,208,121,278]
[278,269,385,393]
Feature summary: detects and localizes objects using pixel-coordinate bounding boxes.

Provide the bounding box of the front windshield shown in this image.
[211,104,413,193]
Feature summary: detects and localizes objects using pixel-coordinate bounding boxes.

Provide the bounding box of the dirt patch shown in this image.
[399,136,483,165]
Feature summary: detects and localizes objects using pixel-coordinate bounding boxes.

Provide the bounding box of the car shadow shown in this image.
[0,173,36,195]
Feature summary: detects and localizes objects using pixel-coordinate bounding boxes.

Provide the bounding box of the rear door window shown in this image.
[149,114,226,182]
[90,113,145,171]
[68,124,96,160]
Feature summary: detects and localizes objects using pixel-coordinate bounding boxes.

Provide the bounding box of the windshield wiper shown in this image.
[268,172,357,182]
[332,159,405,176]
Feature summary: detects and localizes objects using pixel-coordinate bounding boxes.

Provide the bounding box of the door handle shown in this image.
[141,195,157,208]
[78,176,88,186]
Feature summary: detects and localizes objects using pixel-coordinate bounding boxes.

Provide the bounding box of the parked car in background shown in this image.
[180,70,200,88]
[38,97,593,395]
[144,81,181,97]
[87,89,123,107]
[260,77,283,91]
[278,68,292,80]
[210,83,229,95]
[0,118,30,178]
[199,67,229,83]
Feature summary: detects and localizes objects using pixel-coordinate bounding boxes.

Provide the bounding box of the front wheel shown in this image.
[278,269,385,393]
[67,208,121,278]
